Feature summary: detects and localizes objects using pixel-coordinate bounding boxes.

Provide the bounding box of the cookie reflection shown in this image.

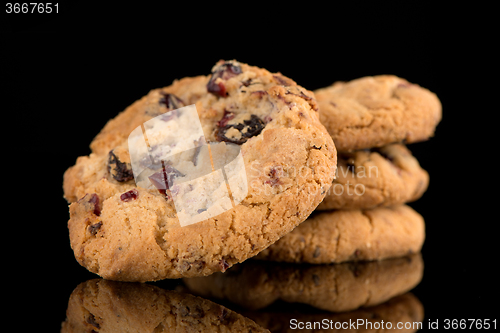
[183,254,423,313]
[246,292,423,333]
[61,279,269,332]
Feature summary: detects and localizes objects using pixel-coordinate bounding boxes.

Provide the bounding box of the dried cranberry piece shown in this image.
[148,163,185,196]
[216,110,235,128]
[207,61,242,97]
[251,90,268,98]
[192,137,205,166]
[148,171,167,190]
[216,114,265,145]
[86,314,100,328]
[120,189,139,202]
[241,78,253,87]
[285,89,313,102]
[88,221,103,236]
[108,150,134,182]
[159,92,184,109]
[273,74,295,86]
[78,193,101,215]
[209,81,227,97]
[88,193,101,216]
[219,258,230,272]
[265,166,283,186]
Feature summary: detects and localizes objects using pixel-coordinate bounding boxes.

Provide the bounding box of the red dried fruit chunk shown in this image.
[265,166,283,186]
[86,314,100,329]
[158,93,185,121]
[88,221,102,236]
[219,258,230,272]
[159,92,184,109]
[273,74,295,86]
[216,110,235,128]
[78,193,102,216]
[88,193,101,216]
[210,81,227,97]
[207,61,242,97]
[218,307,229,324]
[148,163,185,198]
[120,189,139,202]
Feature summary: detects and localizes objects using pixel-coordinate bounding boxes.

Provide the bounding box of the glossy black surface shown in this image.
[5,4,497,331]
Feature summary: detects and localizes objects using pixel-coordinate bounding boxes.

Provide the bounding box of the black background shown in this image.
[3,3,498,331]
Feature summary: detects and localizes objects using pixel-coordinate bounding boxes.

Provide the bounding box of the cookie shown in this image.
[244,293,423,333]
[317,143,429,210]
[61,279,269,332]
[256,205,424,264]
[315,75,442,151]
[183,254,423,312]
[63,60,337,281]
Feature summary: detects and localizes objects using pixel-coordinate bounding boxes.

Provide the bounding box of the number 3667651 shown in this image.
[6,3,59,13]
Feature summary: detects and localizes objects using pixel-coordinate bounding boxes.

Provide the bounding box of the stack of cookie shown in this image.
[256,75,442,265]
[62,61,441,329]
[183,75,440,318]
[63,61,440,285]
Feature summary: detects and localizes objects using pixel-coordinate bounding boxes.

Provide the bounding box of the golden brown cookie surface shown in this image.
[318,144,429,210]
[256,205,424,264]
[315,75,442,151]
